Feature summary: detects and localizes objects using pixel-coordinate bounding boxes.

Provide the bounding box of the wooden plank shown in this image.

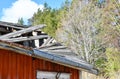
[27,56,32,79]
[24,55,27,79]
[28,56,32,79]
[0,24,45,39]
[0,50,80,79]
[46,38,54,45]
[22,54,25,79]
[11,52,17,79]
[2,35,48,42]
[40,46,67,50]
[7,52,11,79]
[39,49,72,53]
[0,23,24,30]
[41,37,52,46]
[4,51,9,79]
[40,43,60,49]
[2,50,6,79]
[16,53,20,79]
[0,50,2,79]
[23,55,32,79]
[32,58,36,79]
[0,50,3,79]
[8,50,12,79]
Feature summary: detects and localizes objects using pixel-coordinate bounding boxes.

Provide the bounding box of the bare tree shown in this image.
[56,1,109,64]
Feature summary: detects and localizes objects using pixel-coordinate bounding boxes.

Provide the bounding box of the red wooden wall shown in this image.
[0,49,79,79]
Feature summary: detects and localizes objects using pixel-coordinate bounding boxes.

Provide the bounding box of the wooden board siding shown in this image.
[0,49,33,79]
[0,49,79,79]
[33,58,79,79]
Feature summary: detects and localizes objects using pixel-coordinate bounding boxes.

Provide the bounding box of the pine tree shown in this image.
[17,18,24,25]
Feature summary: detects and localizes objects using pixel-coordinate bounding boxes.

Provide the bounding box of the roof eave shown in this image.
[0,40,33,56]
[33,49,98,75]
[0,40,98,75]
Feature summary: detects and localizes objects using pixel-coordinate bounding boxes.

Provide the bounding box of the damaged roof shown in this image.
[0,21,98,74]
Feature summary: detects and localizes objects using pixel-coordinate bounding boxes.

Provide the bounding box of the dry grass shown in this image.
[81,71,120,79]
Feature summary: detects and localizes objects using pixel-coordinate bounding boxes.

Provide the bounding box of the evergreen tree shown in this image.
[29,2,69,37]
[17,18,24,25]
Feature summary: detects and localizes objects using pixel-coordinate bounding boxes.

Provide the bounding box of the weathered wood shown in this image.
[0,23,24,30]
[40,46,67,50]
[0,49,79,79]
[39,49,72,53]
[2,35,48,42]
[0,24,45,39]
[41,37,52,46]
[47,38,54,45]
[40,43,60,49]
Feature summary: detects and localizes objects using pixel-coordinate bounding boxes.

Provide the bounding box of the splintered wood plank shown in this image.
[0,24,45,39]
[0,23,24,30]
[3,35,48,42]
[41,37,52,46]
[40,49,72,53]
[39,46,67,50]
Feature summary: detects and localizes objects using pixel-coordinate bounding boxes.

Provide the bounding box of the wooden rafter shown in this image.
[2,35,48,42]
[40,46,67,50]
[41,37,52,46]
[0,24,46,39]
[40,49,71,53]
[0,23,24,30]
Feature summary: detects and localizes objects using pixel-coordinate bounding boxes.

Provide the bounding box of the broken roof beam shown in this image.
[40,46,67,50]
[40,42,62,49]
[0,24,46,39]
[0,23,24,30]
[41,37,52,46]
[2,35,49,42]
[39,49,72,53]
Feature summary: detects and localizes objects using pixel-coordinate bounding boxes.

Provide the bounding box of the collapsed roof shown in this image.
[0,21,98,74]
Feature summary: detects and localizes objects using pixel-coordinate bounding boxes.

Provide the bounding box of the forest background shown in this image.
[18,0,120,78]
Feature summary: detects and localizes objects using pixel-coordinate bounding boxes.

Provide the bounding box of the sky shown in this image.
[0,0,67,24]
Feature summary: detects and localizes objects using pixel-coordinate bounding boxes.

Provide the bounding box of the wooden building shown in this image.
[0,21,98,79]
